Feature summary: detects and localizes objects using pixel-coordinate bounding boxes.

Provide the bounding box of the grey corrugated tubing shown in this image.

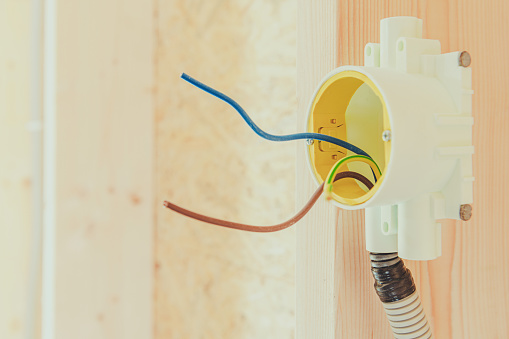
[370,253,433,339]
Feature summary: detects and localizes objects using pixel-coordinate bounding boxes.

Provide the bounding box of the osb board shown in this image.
[296,1,509,338]
[0,0,32,338]
[155,1,297,338]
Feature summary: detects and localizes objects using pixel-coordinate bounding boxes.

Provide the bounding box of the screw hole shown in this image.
[382,130,392,142]
[398,41,404,51]
[366,46,372,56]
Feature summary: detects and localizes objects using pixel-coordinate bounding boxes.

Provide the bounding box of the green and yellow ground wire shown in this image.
[324,155,382,201]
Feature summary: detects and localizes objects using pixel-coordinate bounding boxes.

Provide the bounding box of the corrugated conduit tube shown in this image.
[370,253,432,338]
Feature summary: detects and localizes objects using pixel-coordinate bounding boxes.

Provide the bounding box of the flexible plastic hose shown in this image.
[370,253,433,339]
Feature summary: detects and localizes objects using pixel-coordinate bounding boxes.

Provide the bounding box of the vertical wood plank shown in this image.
[296,0,509,338]
[422,1,509,338]
[0,0,33,338]
[296,1,339,338]
[44,0,154,338]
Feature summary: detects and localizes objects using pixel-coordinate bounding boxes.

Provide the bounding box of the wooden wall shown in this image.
[154,1,297,338]
[297,1,509,338]
[9,0,505,338]
[45,0,154,338]
[0,0,33,338]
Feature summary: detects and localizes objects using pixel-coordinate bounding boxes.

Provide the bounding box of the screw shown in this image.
[459,51,471,67]
[306,139,314,145]
[332,154,338,160]
[459,204,472,221]
[382,130,392,142]
[330,118,337,124]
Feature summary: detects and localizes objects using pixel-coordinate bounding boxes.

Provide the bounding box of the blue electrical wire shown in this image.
[181,73,374,158]
[180,73,377,182]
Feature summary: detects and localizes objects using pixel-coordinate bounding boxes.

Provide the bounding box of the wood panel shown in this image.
[154,1,297,338]
[44,0,154,338]
[295,1,339,338]
[297,0,509,338]
[0,0,33,338]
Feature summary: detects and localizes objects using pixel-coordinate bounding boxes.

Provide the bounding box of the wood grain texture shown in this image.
[48,0,154,338]
[0,0,33,337]
[295,1,339,338]
[154,1,297,338]
[297,1,509,338]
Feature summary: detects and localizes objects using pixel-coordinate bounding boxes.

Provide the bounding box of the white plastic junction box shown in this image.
[305,16,474,260]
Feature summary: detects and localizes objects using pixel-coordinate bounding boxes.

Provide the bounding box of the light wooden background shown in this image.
[297,1,509,338]
[154,1,297,338]
[0,1,33,338]
[3,0,508,338]
[43,0,154,338]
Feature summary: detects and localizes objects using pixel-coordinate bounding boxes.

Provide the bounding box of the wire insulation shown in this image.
[324,155,382,200]
[181,73,374,158]
[163,171,373,233]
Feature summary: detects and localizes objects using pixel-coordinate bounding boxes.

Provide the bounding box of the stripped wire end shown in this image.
[324,185,335,201]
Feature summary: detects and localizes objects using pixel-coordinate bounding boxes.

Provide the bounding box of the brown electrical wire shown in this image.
[163,171,374,233]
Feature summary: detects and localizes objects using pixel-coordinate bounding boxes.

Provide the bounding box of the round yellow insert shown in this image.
[307,70,391,206]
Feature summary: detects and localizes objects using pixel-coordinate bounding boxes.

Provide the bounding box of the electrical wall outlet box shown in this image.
[306,16,474,260]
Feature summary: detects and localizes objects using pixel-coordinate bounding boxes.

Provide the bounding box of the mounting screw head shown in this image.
[459,51,471,67]
[382,130,392,142]
[459,204,472,221]
[306,139,314,145]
